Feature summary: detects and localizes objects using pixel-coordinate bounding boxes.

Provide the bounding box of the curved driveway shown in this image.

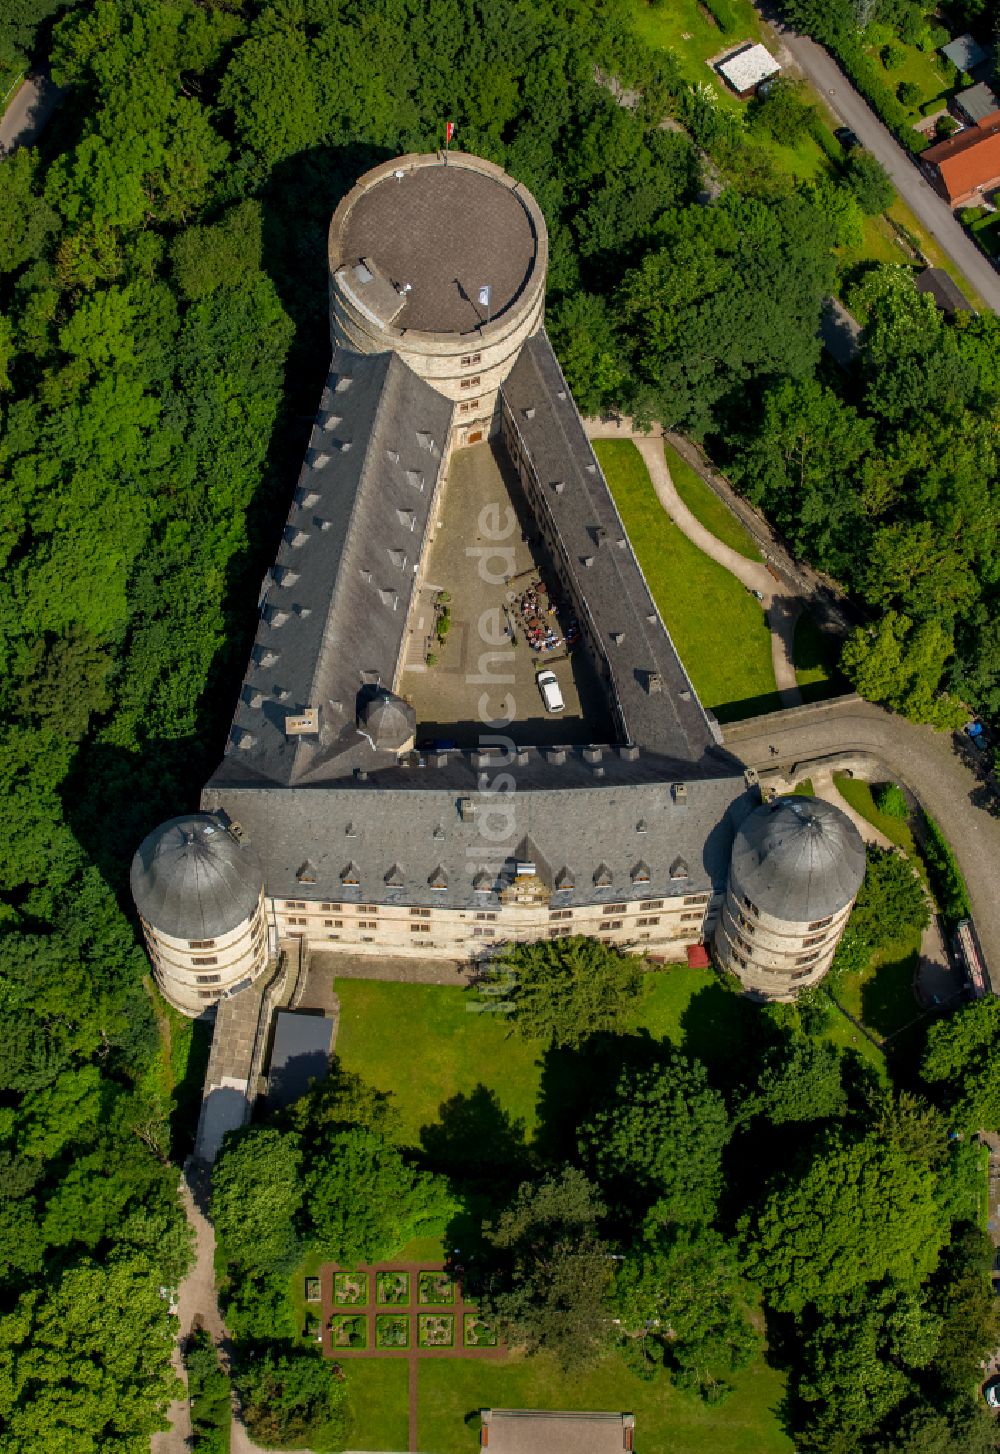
[724,697,1000,982]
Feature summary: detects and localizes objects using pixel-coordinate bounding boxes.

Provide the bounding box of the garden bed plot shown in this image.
[320,1262,502,1360]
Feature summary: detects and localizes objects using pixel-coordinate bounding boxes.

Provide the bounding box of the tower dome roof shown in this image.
[130,814,263,941]
[730,795,865,923]
[358,688,416,751]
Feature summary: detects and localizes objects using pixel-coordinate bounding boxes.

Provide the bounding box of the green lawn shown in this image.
[596,440,779,721]
[793,612,847,705]
[417,1348,793,1454]
[344,1361,411,1451]
[665,442,762,561]
[832,773,920,862]
[628,0,763,98]
[862,23,952,123]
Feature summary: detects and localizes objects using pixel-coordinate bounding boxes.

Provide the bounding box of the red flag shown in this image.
[445,121,455,143]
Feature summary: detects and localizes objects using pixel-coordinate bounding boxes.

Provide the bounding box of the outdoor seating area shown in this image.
[510,575,580,655]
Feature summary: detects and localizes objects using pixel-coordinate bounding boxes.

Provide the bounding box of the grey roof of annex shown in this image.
[730,795,866,922]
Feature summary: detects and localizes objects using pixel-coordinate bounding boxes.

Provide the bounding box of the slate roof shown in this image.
[335,157,540,334]
[730,795,865,923]
[221,347,452,786]
[501,332,717,764]
[956,81,1000,126]
[940,33,988,73]
[130,814,262,939]
[267,1011,334,1109]
[914,267,973,316]
[200,774,754,911]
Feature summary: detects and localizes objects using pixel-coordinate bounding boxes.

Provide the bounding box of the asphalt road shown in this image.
[724,697,1000,985]
[764,12,1000,312]
[0,72,63,156]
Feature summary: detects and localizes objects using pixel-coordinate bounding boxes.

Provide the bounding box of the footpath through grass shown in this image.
[596,440,779,721]
[664,442,762,561]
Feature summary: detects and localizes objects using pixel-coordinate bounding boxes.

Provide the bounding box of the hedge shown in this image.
[922,814,971,929]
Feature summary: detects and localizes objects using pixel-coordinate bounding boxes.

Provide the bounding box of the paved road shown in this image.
[762,9,1000,311]
[724,697,1000,984]
[0,72,63,156]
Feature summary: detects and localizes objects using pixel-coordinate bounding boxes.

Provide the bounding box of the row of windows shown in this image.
[460,352,482,367]
[459,399,481,414]
[460,374,481,389]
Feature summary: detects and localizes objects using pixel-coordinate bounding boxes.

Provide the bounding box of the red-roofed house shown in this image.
[922,120,1000,206]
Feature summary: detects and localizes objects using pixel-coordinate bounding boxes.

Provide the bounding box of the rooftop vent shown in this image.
[336,439,352,453]
[243,688,264,709]
[406,469,424,490]
[594,526,607,546]
[232,727,256,750]
[647,671,664,695]
[388,549,406,568]
[672,783,688,804]
[254,647,280,668]
[416,431,434,450]
[617,537,627,549]
[386,447,400,464]
[335,376,352,393]
[646,612,657,624]
[285,706,320,737]
[610,631,625,645]
[284,527,309,549]
[310,450,331,469]
[556,388,566,401]
[547,746,566,765]
[458,797,476,821]
[586,461,597,474]
[318,519,332,532]
[582,555,595,568]
[396,508,416,529]
[321,412,341,430]
[266,608,290,628]
[274,567,299,587]
[552,480,566,494]
[523,406,535,420]
[478,771,490,789]
[583,746,603,765]
[620,744,640,762]
[378,588,399,608]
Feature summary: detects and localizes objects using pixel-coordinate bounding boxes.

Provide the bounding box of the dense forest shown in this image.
[216,924,1000,1452]
[1,0,999,1446]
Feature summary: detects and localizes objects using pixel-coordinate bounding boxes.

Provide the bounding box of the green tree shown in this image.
[579,1053,729,1223]
[235,1348,346,1450]
[751,1035,847,1125]
[845,150,896,214]
[922,997,1000,1131]
[841,610,967,728]
[741,1130,946,1311]
[0,1253,181,1452]
[930,1224,1000,1393]
[483,936,647,1048]
[305,1127,450,1264]
[615,1224,759,1400]
[212,1126,303,1273]
[547,292,625,417]
[482,1168,613,1370]
[850,844,929,947]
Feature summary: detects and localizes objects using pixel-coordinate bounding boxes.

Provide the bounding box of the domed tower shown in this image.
[328,152,548,447]
[130,814,268,1017]
[714,795,866,1000]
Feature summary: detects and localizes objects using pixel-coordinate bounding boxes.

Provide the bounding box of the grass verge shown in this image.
[665,442,762,560]
[596,440,779,721]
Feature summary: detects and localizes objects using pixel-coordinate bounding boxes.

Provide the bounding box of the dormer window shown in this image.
[555,867,575,892]
[428,866,448,891]
[384,863,404,887]
[296,861,318,884]
[669,857,689,880]
[593,863,612,888]
[631,862,651,885]
[341,862,361,886]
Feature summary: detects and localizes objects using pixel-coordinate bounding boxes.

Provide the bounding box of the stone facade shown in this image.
[141,893,270,1016]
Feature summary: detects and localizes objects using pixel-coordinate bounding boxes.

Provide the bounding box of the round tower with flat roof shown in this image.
[328,152,548,446]
[130,813,268,1016]
[714,795,866,1000]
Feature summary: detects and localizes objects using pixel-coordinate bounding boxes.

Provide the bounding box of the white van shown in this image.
[536,669,565,713]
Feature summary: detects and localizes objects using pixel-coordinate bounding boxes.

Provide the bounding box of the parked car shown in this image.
[834,127,860,150]
[536,669,565,713]
[983,1376,1000,1408]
